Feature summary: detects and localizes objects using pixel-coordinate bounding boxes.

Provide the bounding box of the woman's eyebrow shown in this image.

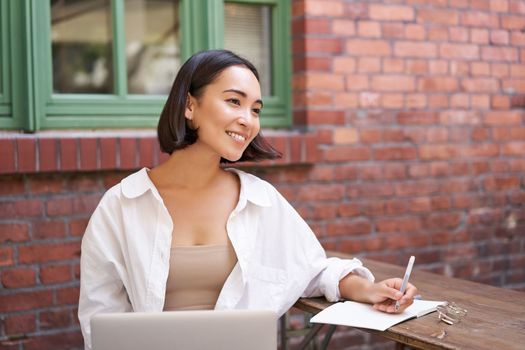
[223,89,263,107]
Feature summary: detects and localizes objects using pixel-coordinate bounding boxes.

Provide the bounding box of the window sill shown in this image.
[0,129,321,174]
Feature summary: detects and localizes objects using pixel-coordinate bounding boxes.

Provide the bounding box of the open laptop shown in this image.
[91,309,277,350]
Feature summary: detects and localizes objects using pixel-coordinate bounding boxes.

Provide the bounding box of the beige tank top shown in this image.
[163,243,237,311]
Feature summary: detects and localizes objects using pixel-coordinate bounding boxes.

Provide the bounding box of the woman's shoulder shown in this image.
[99,168,153,207]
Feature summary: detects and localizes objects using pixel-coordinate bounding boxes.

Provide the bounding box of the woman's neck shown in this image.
[150,146,224,190]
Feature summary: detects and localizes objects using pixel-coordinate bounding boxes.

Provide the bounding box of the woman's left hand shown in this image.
[367,278,418,313]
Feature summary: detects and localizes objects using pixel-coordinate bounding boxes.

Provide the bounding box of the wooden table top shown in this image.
[294,257,525,350]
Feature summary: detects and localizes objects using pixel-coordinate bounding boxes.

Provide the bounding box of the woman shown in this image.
[78,50,417,349]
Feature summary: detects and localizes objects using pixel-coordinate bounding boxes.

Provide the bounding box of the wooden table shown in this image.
[293,256,525,350]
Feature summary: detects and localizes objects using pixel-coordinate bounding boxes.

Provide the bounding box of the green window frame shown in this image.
[0,0,291,131]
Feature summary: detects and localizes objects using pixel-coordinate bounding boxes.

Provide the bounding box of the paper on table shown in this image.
[310,300,446,331]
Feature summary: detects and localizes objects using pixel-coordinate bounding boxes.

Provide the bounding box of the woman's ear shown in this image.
[185,93,195,120]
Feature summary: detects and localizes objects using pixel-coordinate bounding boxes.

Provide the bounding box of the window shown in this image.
[0,0,290,131]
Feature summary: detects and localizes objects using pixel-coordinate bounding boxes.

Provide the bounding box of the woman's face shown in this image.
[186,65,262,162]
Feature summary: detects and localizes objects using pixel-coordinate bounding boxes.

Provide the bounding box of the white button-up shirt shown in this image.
[78,168,374,349]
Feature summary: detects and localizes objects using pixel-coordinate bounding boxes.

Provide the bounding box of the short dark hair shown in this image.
[157,49,281,163]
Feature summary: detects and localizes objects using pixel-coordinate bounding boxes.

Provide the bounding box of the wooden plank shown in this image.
[294,255,525,350]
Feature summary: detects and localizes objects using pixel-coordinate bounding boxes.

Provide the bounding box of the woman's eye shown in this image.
[252,108,261,116]
[227,98,240,105]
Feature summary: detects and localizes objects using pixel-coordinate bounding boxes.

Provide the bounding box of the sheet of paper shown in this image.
[310,300,445,331]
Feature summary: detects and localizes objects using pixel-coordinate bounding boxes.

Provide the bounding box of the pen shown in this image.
[395,255,415,311]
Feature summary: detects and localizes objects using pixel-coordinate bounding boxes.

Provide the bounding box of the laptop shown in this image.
[91,309,277,350]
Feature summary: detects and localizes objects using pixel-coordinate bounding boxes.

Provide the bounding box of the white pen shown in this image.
[395,255,415,311]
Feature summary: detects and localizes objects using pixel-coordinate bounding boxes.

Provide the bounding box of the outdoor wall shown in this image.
[1,0,525,349]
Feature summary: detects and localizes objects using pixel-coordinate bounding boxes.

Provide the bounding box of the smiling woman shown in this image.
[78,49,418,350]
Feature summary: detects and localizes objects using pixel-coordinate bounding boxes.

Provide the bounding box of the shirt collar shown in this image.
[226,168,272,208]
[120,167,272,207]
[121,168,162,201]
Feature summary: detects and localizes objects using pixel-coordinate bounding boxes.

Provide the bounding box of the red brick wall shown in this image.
[1,0,525,349]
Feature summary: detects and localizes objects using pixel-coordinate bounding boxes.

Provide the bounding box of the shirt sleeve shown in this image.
[78,191,132,350]
[263,182,375,304]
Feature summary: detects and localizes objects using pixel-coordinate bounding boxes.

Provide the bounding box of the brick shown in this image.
[359,92,380,108]
[397,111,438,125]
[381,93,404,108]
[492,95,511,109]
[306,110,344,125]
[482,46,519,62]
[332,19,356,36]
[395,41,437,58]
[1,268,36,288]
[327,219,371,236]
[59,138,78,171]
[471,0,491,10]
[293,18,331,34]
[357,57,381,73]
[450,94,470,108]
[323,146,371,162]
[17,138,36,172]
[501,15,525,30]
[46,197,74,216]
[358,21,381,38]
[461,11,499,28]
[428,27,449,41]
[383,58,404,73]
[346,39,391,56]
[138,137,155,168]
[0,176,24,195]
[492,63,510,78]
[423,213,462,230]
[461,78,500,93]
[28,175,63,194]
[40,264,72,284]
[297,184,345,202]
[79,138,98,170]
[449,27,469,42]
[100,137,117,169]
[511,31,525,46]
[305,38,342,54]
[510,64,525,77]
[306,73,344,90]
[0,246,14,266]
[510,94,525,108]
[417,9,459,25]
[406,94,427,108]
[374,146,417,160]
[119,137,137,169]
[0,199,42,219]
[40,310,71,330]
[439,110,481,124]
[0,223,30,243]
[369,4,414,21]
[4,314,36,335]
[23,331,83,350]
[333,128,358,145]
[18,242,81,264]
[405,24,426,40]
[33,220,67,239]
[440,43,479,60]
[382,23,405,39]
[471,28,489,44]
[376,217,422,233]
[303,57,332,71]
[484,111,523,125]
[490,30,510,45]
[0,139,16,173]
[345,75,369,90]
[471,62,490,76]
[395,180,440,196]
[0,290,53,312]
[471,94,490,109]
[450,61,470,76]
[333,57,356,73]
[343,1,368,19]
[418,77,458,92]
[510,0,525,13]
[38,138,58,172]
[406,59,429,74]
[502,79,525,93]
[303,0,344,16]
[428,60,448,75]
[419,145,458,160]
[371,75,415,92]
[334,92,358,108]
[484,176,521,190]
